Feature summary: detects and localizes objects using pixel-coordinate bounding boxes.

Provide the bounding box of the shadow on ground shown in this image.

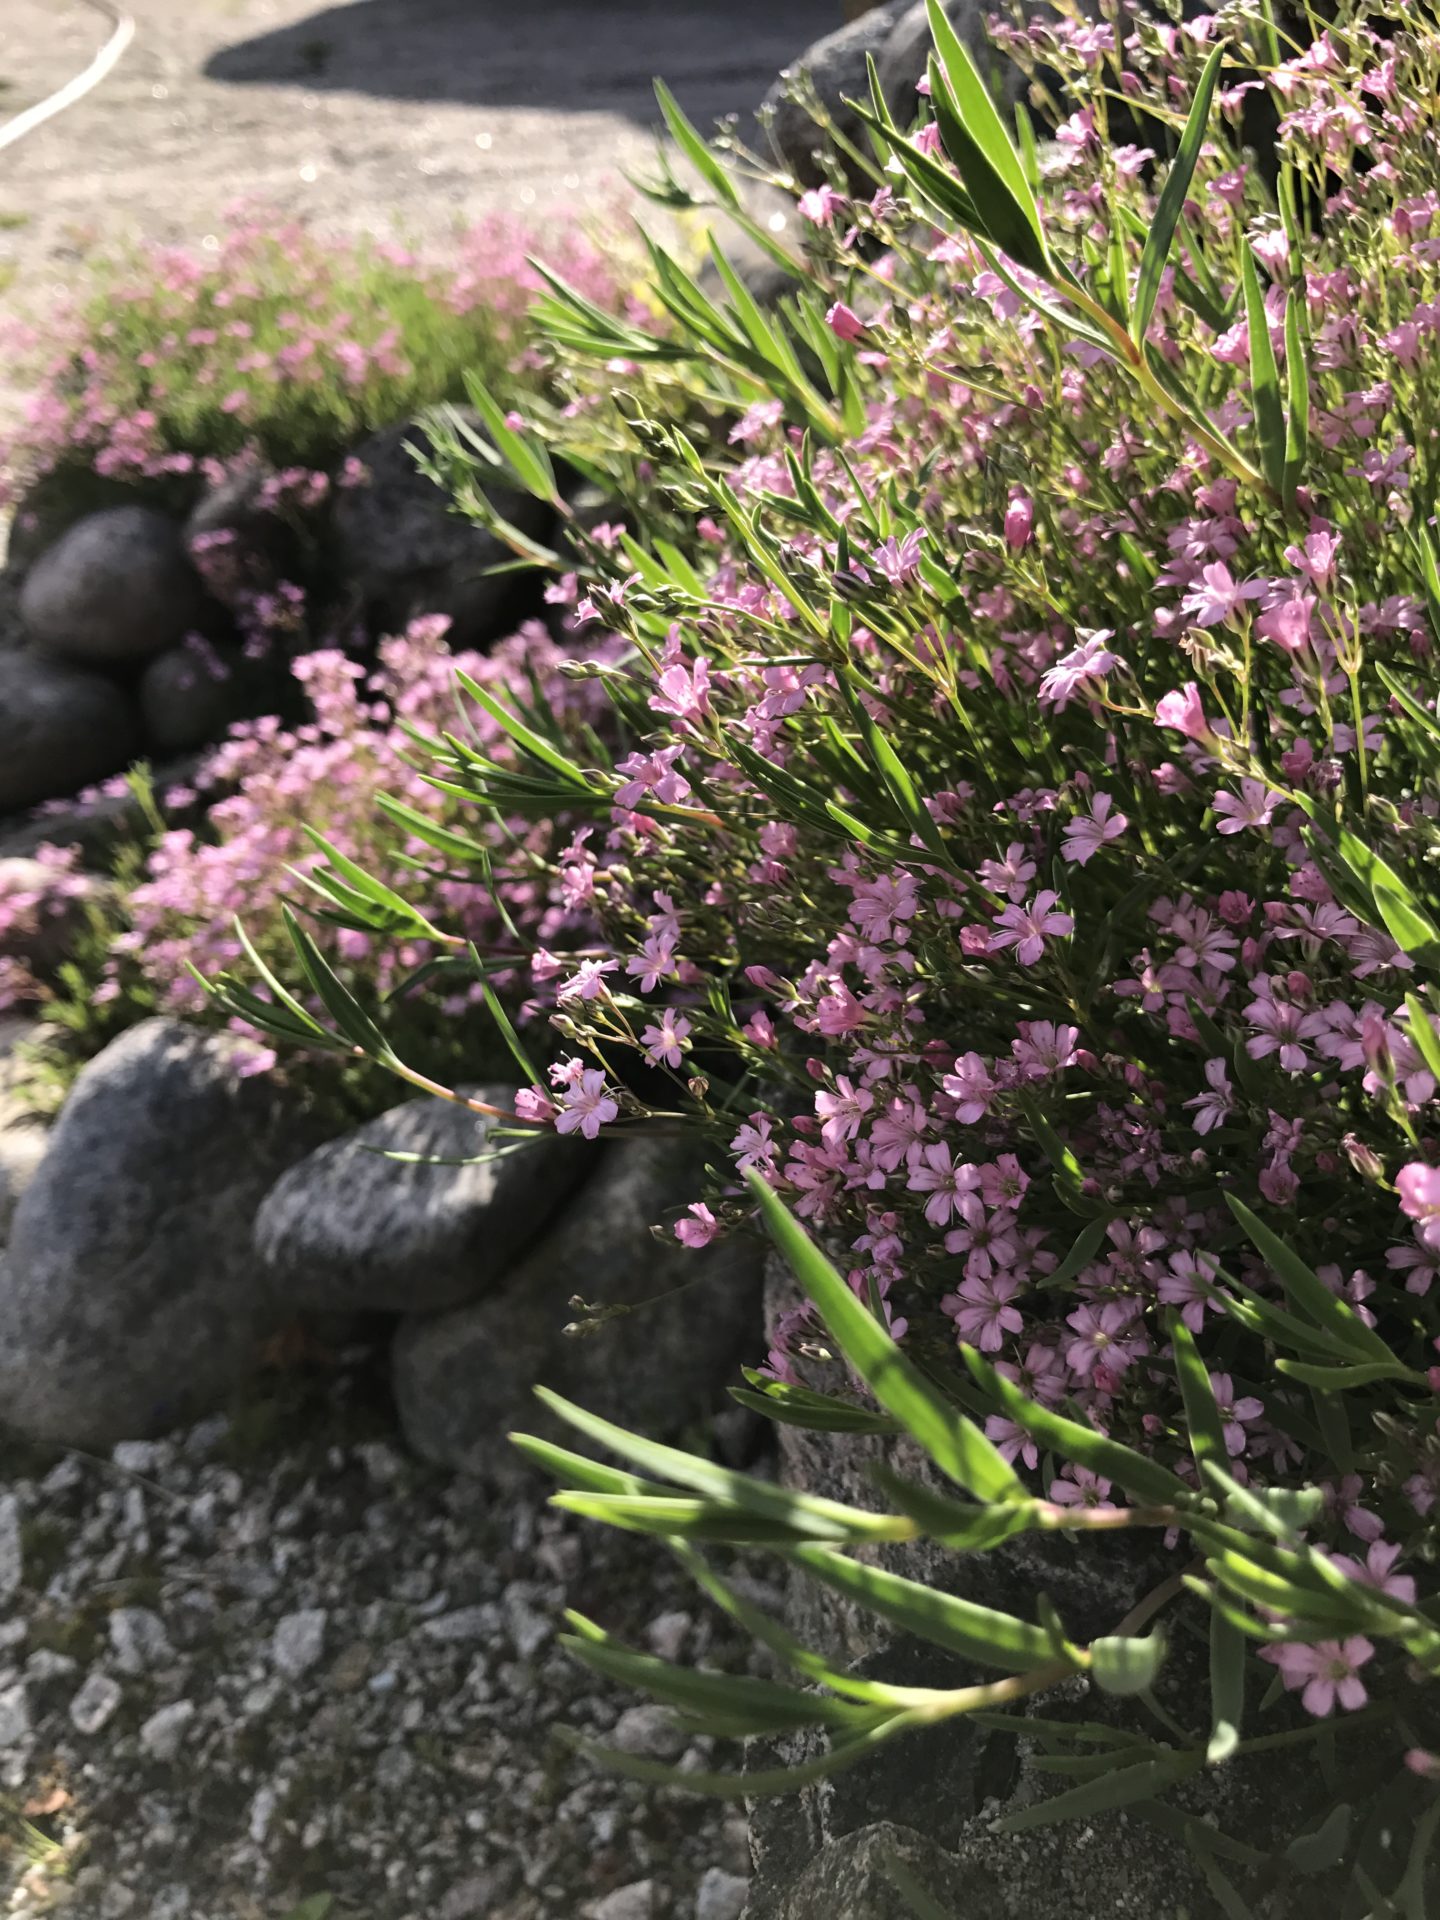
[205,0,838,124]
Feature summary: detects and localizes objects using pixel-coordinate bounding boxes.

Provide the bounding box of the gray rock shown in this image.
[759,3,909,188]
[610,1703,687,1762]
[0,1493,20,1599]
[253,1087,586,1314]
[0,1681,31,1749]
[69,1670,122,1734]
[745,1821,998,1920]
[272,1607,328,1678]
[392,1138,764,1474]
[330,412,555,647]
[0,1019,308,1447]
[584,1883,655,1920]
[138,1699,196,1762]
[877,1,1011,123]
[20,506,204,666]
[109,1607,173,1675]
[184,460,303,602]
[0,650,140,813]
[694,1868,748,1920]
[138,643,252,754]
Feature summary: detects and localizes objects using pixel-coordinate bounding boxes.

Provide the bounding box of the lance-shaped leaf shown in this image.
[923,0,1047,276]
[1283,290,1310,504]
[1242,244,1285,495]
[728,1383,903,1435]
[1224,1195,1398,1365]
[457,378,558,502]
[1207,1604,1246,1762]
[653,77,740,211]
[280,906,394,1061]
[996,1753,1203,1832]
[964,1348,1193,1508]
[746,1174,1025,1502]
[533,1386,914,1541]
[1170,1317,1228,1478]
[294,827,454,943]
[550,1490,894,1547]
[787,1544,1060,1673]
[561,1614,871,1737]
[1133,40,1225,346]
[561,1708,922,1799]
[868,1463,1036,1550]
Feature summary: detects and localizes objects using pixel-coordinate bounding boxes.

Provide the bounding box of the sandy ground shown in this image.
[0,0,835,397]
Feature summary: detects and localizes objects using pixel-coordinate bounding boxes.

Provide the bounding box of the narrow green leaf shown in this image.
[453,671,597,788]
[281,906,392,1059]
[1039,1214,1113,1292]
[787,1545,1059,1673]
[1208,1606,1246,1763]
[868,1464,1037,1550]
[1284,1804,1352,1875]
[550,1491,883,1546]
[727,1386,902,1435]
[1242,244,1285,495]
[746,1175,1025,1502]
[509,1432,666,1497]
[467,945,542,1089]
[964,1349,1192,1507]
[562,1709,920,1798]
[1275,1357,1420,1390]
[925,0,1045,254]
[1133,40,1226,345]
[1379,664,1440,742]
[453,382,557,502]
[926,54,1049,278]
[1224,1196,1397,1364]
[1170,1317,1228,1478]
[1282,289,1309,504]
[535,1386,914,1540]
[653,77,740,210]
[996,1754,1201,1832]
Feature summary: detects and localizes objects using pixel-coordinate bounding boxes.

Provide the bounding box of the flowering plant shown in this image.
[206,0,1440,1891]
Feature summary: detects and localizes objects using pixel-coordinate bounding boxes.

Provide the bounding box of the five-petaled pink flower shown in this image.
[1398,1162,1440,1251]
[989,891,1074,966]
[641,1010,693,1069]
[826,301,866,341]
[1261,1637,1373,1717]
[1039,630,1121,708]
[1213,779,1283,835]
[1061,793,1127,866]
[556,1069,619,1140]
[1154,682,1214,742]
[674,1202,721,1248]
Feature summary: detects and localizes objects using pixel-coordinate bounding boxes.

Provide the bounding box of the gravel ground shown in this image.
[0,1353,763,1919]
[0,0,833,295]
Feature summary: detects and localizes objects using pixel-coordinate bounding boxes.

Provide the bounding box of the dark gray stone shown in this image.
[184,460,305,605]
[20,506,204,666]
[0,651,140,812]
[138,643,252,754]
[743,1821,999,1920]
[758,3,909,189]
[0,1019,307,1446]
[330,413,554,647]
[253,1087,589,1314]
[393,1137,764,1473]
[877,1,1012,124]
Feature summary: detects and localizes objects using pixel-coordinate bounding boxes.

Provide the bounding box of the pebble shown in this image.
[610,1704,688,1762]
[0,1680,31,1748]
[271,1607,328,1677]
[0,1491,22,1598]
[110,1606,174,1674]
[695,1866,750,1920]
[584,1883,656,1920]
[503,1584,552,1659]
[140,1700,197,1762]
[69,1670,122,1734]
[644,1609,691,1663]
[421,1604,499,1643]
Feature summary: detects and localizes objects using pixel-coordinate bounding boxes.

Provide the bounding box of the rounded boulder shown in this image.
[20,505,205,666]
[0,651,140,812]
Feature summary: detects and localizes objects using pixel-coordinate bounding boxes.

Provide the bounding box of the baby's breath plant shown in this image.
[206,0,1440,1896]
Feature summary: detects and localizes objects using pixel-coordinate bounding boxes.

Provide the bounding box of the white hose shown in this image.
[0,0,135,156]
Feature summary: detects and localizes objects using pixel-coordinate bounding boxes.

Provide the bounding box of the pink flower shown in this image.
[1065,1300,1145,1379]
[1208,1372,1265,1456]
[556,1069,619,1140]
[558,957,619,1002]
[1154,683,1214,742]
[1039,630,1120,708]
[988,891,1073,966]
[1184,1060,1232,1136]
[641,1011,693,1069]
[942,1052,997,1123]
[514,1085,559,1126]
[1260,1638,1373,1717]
[1180,561,1269,627]
[1213,779,1283,835]
[1061,793,1127,866]
[869,528,926,587]
[1004,492,1034,551]
[941,1272,1025,1351]
[1397,1162,1440,1251]
[1047,1467,1119,1512]
[675,1202,720,1248]
[907,1144,981,1226]
[798,184,845,227]
[826,301,865,341]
